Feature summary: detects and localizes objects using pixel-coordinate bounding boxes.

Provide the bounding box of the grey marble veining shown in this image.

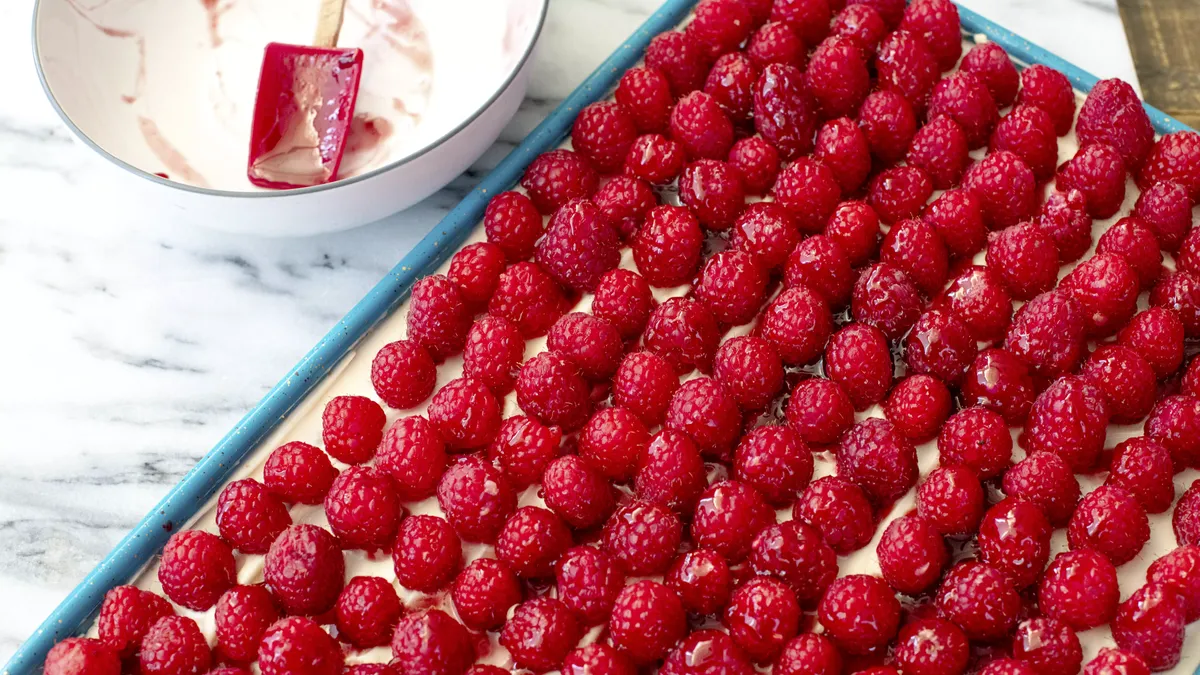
[0,0,1139,661]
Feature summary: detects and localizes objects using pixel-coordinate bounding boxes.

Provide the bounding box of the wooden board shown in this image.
[1118,0,1200,128]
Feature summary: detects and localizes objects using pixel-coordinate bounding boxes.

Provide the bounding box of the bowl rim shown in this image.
[30,0,551,199]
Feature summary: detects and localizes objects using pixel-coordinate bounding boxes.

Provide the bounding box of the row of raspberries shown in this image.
[44,0,1200,674]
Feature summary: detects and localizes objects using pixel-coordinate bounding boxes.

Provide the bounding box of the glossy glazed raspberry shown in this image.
[660,630,755,675]
[1018,64,1076,136]
[761,286,834,366]
[325,465,401,550]
[1068,485,1150,566]
[960,349,1035,425]
[978,498,1052,589]
[624,133,686,185]
[923,188,986,260]
[1112,583,1187,671]
[917,465,986,536]
[666,377,741,459]
[895,618,971,675]
[428,377,501,450]
[884,374,953,443]
[837,417,918,504]
[713,335,785,411]
[1003,451,1081,527]
[982,660,1039,675]
[451,557,522,631]
[877,515,949,595]
[868,167,935,226]
[448,241,506,308]
[753,63,819,160]
[694,249,768,325]
[727,135,781,195]
[670,91,736,160]
[1106,437,1174,514]
[576,407,647,482]
[1078,78,1155,169]
[546,312,623,382]
[645,30,708,97]
[501,597,581,672]
[1012,618,1083,675]
[786,377,856,446]
[1139,132,1200,201]
[851,262,923,340]
[1152,270,1200,337]
[678,160,746,232]
[544,455,616,529]
[824,323,892,410]
[666,548,733,615]
[496,506,572,579]
[905,308,977,385]
[216,478,291,554]
[1039,549,1120,631]
[393,515,461,593]
[591,270,653,340]
[437,455,516,543]
[725,577,801,663]
[263,524,344,616]
[1145,394,1200,468]
[158,529,236,612]
[703,51,759,122]
[908,115,970,189]
[935,561,1021,641]
[936,406,1013,479]
[874,30,939,115]
[263,440,338,505]
[773,157,842,234]
[900,0,961,69]
[572,101,638,173]
[489,261,568,338]
[1081,346,1158,424]
[1006,291,1085,378]
[1098,217,1163,289]
[98,586,174,658]
[593,175,657,241]
[746,20,806,70]
[536,199,621,293]
[334,576,402,649]
[785,235,854,308]
[555,545,625,626]
[794,475,875,554]
[1147,545,1200,621]
[1057,143,1128,219]
[1084,649,1152,675]
[376,416,446,501]
[138,616,212,675]
[934,266,1012,341]
[1034,189,1093,264]
[961,42,1020,107]
[880,217,947,298]
[1026,375,1110,472]
[615,67,673,133]
[691,480,775,561]
[564,643,638,675]
[818,574,901,655]
[775,634,844,675]
[613,351,679,426]
[770,0,832,44]
[986,223,1059,301]
[516,351,591,431]
[858,89,918,164]
[815,117,873,195]
[734,425,813,505]
[634,205,704,287]
[1133,180,1194,251]
[750,519,838,603]
[731,201,799,270]
[609,580,688,664]
[807,36,870,118]
[390,609,475,675]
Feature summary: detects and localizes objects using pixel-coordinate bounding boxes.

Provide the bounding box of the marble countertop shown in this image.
[0,0,1140,662]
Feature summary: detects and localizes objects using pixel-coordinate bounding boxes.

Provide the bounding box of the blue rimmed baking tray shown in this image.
[6,1,1194,673]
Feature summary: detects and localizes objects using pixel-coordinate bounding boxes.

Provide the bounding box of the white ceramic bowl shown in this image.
[33,0,548,236]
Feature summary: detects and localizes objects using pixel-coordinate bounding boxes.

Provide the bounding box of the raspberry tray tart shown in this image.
[13,1,1200,674]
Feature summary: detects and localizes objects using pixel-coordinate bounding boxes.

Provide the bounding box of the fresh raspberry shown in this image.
[554,545,625,626]
[905,307,977,385]
[536,200,620,293]
[907,115,970,189]
[875,29,939,114]
[714,335,785,411]
[786,378,855,446]
[1026,376,1110,471]
[1077,78,1155,169]
[98,586,173,658]
[961,42,1020,107]
[1036,188,1093,264]
[44,638,119,675]
[520,149,599,215]
[451,557,522,630]
[427,377,500,450]
[815,117,873,195]
[390,610,474,675]
[703,52,759,122]
[1017,65,1076,136]
[1068,485,1150,565]
[633,205,704,287]
[546,313,623,382]
[572,101,637,173]
[679,160,746,232]
[407,274,471,360]
[666,377,742,460]
[666,549,733,615]
[966,153,1037,231]
[347,668,397,675]
[935,561,1021,641]
[1058,144,1128,221]
[727,136,782,196]
[496,506,572,578]
[775,634,844,675]
[1061,254,1139,339]
[1113,583,1187,671]
[437,455,516,543]
[869,168,935,227]
[934,266,1012,342]
[694,249,769,325]
[749,519,838,604]
[770,0,832,44]
[784,235,853,308]
[746,20,806,70]
[609,580,687,664]
[725,577,801,662]
[978,498,1052,589]
[1152,270,1200,337]
[831,4,886,49]
[1148,545,1200,622]
[1085,650,1152,675]
[462,315,523,396]
[645,30,708,97]
[1081,346,1157,424]
[773,157,841,234]
[543,455,616,529]
[825,323,893,409]
[371,340,437,411]
[1120,308,1186,377]
[263,524,343,616]
[636,429,708,514]
[576,407,647,482]
[453,556,525,632]
[838,417,917,504]
[645,297,722,373]
[215,587,280,670]
[624,133,686,185]
[1133,180,1194,251]
[922,188,986,259]
[1141,132,1200,201]
[448,242,506,309]
[516,351,591,430]
[613,351,679,426]
[670,91,736,161]
[982,660,1039,675]
[917,465,986,536]
[501,597,580,671]
[1177,481,1200,545]
[734,425,813,506]
[614,66,673,133]
[884,374,952,443]
[900,0,960,69]
[858,89,918,164]
[593,175,656,241]
[138,616,211,675]
[793,476,874,555]
[753,63,819,160]
[691,0,757,59]
[334,576,401,648]
[392,514,461,593]
[761,286,834,366]
[158,530,235,612]
[564,644,637,675]
[807,36,870,118]
[1146,394,1200,468]
[325,466,401,550]
[1002,451,1080,528]
[1107,437,1174,514]
[1186,356,1200,396]
[591,271,653,341]
[691,480,774,561]
[484,191,543,261]
[818,574,901,655]
[961,349,1034,425]
[851,262,923,340]
[1012,618,1083,675]
[928,73,997,149]
[1177,228,1200,279]
[1006,291,1085,378]
[991,105,1059,180]
[489,261,568,338]
[1099,217,1163,290]
[878,515,949,595]
[894,618,970,675]
[1039,549,1120,631]
[215,478,290,554]
[825,201,881,267]
[661,630,755,675]
[376,415,446,500]
[322,395,386,464]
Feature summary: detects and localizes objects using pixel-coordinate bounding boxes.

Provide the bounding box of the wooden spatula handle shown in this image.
[313,0,348,48]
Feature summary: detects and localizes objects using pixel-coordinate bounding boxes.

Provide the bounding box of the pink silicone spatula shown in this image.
[247,0,364,189]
